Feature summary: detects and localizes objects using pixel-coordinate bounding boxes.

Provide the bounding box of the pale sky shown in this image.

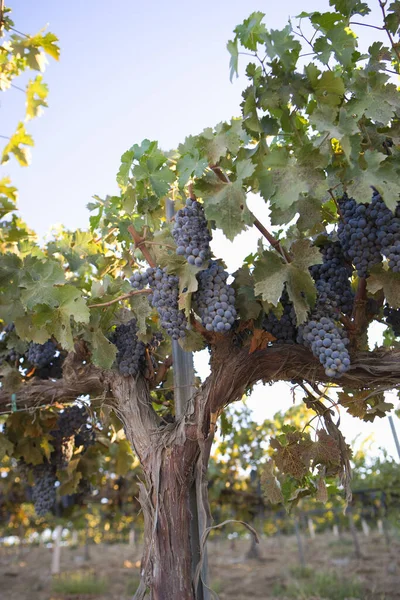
[2,0,399,458]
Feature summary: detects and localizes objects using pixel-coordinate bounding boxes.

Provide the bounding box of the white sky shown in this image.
[2,0,400,458]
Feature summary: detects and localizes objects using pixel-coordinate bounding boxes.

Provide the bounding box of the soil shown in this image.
[0,530,399,599]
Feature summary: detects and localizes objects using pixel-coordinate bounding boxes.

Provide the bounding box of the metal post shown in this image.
[388,415,400,460]
[166,198,208,600]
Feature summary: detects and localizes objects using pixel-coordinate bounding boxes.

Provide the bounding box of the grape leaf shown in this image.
[115,439,135,476]
[367,267,400,308]
[26,75,48,120]
[1,122,34,166]
[89,328,117,369]
[178,328,206,352]
[312,430,341,466]
[203,176,251,241]
[260,460,284,505]
[20,259,65,310]
[0,432,13,460]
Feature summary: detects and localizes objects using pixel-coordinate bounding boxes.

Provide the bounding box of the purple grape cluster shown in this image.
[130,268,188,339]
[32,462,57,516]
[372,190,400,272]
[298,310,351,378]
[26,340,57,368]
[51,405,94,468]
[384,304,400,336]
[310,240,354,315]
[262,289,297,343]
[338,195,382,278]
[194,261,236,332]
[110,318,146,376]
[172,198,211,267]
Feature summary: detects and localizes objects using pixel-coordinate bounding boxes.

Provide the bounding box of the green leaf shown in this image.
[234,12,266,51]
[178,329,206,352]
[26,75,48,120]
[115,439,135,476]
[117,150,134,189]
[130,292,152,335]
[253,251,287,306]
[329,0,370,17]
[20,259,65,310]
[227,38,239,81]
[0,432,14,460]
[200,172,250,241]
[1,122,34,166]
[0,177,18,202]
[89,328,117,369]
[290,239,322,271]
[367,267,400,308]
[346,151,400,210]
[58,470,82,496]
[176,151,208,187]
[257,148,327,210]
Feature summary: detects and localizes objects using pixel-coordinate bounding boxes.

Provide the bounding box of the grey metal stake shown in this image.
[388,415,400,460]
[166,198,209,600]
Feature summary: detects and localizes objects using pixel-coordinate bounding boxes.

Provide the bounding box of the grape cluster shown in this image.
[32,463,57,516]
[384,304,400,336]
[26,340,57,368]
[310,240,354,315]
[338,194,382,278]
[173,198,211,267]
[130,268,188,339]
[372,190,400,272]
[75,426,96,452]
[194,261,236,332]
[51,405,94,469]
[262,290,297,343]
[110,319,147,377]
[298,310,351,378]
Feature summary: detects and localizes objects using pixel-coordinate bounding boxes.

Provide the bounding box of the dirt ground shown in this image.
[0,531,399,599]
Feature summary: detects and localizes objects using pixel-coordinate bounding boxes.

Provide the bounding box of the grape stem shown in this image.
[88,289,152,308]
[152,356,173,388]
[127,225,157,268]
[379,0,400,68]
[209,164,291,262]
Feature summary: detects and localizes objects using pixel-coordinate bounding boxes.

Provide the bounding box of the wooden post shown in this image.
[348,510,362,559]
[129,526,136,548]
[308,518,316,539]
[165,198,209,600]
[70,530,78,546]
[388,415,400,460]
[294,519,306,569]
[361,519,370,537]
[332,524,339,538]
[51,525,63,575]
[84,523,90,561]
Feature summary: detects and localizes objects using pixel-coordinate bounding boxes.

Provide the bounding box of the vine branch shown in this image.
[88,288,152,309]
[209,164,291,262]
[379,0,400,67]
[128,225,156,268]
